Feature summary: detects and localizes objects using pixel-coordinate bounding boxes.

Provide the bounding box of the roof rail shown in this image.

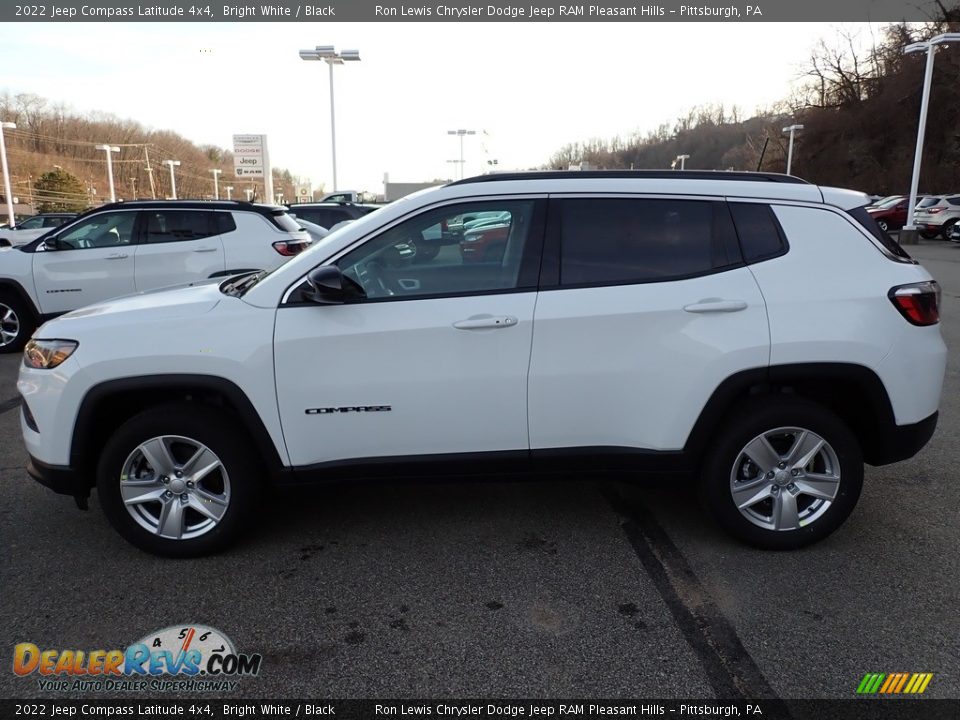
[449,170,810,185]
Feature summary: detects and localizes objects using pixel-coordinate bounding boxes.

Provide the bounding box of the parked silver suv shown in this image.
[914,195,960,239]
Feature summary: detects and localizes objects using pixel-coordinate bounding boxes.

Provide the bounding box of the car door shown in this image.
[528,195,770,455]
[273,198,546,467]
[31,210,139,314]
[133,209,226,290]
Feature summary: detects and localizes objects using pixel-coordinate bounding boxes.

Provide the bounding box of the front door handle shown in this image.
[105,253,129,260]
[683,299,748,313]
[453,315,519,330]
[194,247,218,253]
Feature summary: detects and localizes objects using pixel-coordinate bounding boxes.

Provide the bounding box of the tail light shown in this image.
[889,281,941,326]
[927,207,944,215]
[272,240,310,257]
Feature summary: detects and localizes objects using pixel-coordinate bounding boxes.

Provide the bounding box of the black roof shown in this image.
[92,200,287,216]
[450,170,809,185]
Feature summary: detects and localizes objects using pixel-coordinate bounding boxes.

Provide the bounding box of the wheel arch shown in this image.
[70,375,287,487]
[684,363,897,468]
[0,279,40,321]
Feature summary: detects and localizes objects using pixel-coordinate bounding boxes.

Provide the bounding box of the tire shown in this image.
[876,219,889,232]
[919,230,938,240]
[940,220,957,240]
[699,397,863,550]
[0,291,35,353]
[96,403,263,557]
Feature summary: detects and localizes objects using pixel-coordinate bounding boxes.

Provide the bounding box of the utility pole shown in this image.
[143,145,157,199]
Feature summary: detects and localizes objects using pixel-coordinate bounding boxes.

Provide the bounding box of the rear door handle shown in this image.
[105,253,129,260]
[683,299,748,313]
[194,247,218,253]
[453,315,518,330]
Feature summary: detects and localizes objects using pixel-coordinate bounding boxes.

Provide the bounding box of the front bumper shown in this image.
[27,455,88,498]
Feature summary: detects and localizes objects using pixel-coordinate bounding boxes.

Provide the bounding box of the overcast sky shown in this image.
[0,22,881,194]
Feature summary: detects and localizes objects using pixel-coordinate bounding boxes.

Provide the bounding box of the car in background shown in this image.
[285,202,380,231]
[0,200,309,351]
[867,195,930,232]
[913,195,960,239]
[287,214,329,242]
[0,213,77,247]
[948,222,960,244]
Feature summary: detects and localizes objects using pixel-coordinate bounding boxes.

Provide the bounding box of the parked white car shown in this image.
[0,213,76,247]
[0,200,311,351]
[17,172,946,556]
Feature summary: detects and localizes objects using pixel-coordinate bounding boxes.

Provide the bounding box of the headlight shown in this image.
[23,339,78,369]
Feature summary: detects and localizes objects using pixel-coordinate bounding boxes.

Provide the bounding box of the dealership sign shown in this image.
[232,134,269,178]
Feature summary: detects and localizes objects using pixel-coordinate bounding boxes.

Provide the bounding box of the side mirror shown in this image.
[302,265,364,304]
[43,237,60,251]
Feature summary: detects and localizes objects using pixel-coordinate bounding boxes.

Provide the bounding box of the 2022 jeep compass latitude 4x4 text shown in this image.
[18,172,946,556]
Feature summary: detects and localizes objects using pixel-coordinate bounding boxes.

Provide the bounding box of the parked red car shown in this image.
[459,223,510,263]
[866,195,928,232]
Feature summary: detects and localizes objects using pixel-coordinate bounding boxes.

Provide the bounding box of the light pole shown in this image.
[163,160,180,199]
[782,124,804,175]
[129,178,138,200]
[225,185,233,200]
[0,122,16,228]
[244,188,254,202]
[210,168,222,200]
[299,45,361,192]
[675,154,689,170]
[447,129,477,179]
[903,33,960,237]
[96,145,121,202]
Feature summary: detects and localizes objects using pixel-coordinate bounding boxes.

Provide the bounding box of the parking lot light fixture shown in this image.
[96,145,121,203]
[163,160,181,199]
[675,154,690,170]
[0,122,16,228]
[210,168,222,200]
[903,33,960,232]
[225,186,234,200]
[299,45,361,192]
[782,124,804,175]
[447,129,477,180]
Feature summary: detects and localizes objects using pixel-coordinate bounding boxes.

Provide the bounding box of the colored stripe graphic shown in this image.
[857,672,933,694]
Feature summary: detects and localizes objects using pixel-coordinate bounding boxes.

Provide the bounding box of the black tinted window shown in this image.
[728,203,786,262]
[558,198,740,286]
[847,206,911,260]
[215,213,237,234]
[144,211,214,243]
[295,209,351,228]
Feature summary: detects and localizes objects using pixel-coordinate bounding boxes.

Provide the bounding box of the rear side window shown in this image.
[557,198,741,286]
[948,197,960,206]
[728,203,787,262]
[144,211,216,243]
[846,206,912,260]
[294,208,352,228]
[215,213,237,235]
[917,197,941,208]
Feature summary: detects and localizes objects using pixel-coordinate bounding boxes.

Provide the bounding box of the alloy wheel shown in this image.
[120,435,231,540]
[729,426,841,532]
[0,303,19,348]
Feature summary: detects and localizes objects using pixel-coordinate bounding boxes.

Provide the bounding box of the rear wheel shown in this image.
[940,219,957,240]
[97,403,262,557]
[0,292,34,353]
[700,397,863,550]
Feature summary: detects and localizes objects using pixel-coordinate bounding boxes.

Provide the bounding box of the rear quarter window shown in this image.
[728,203,787,263]
[846,206,912,261]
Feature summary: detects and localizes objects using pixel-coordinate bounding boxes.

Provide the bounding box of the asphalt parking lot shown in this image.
[1,241,958,701]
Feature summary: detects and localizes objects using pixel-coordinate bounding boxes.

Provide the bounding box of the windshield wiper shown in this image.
[220,270,266,297]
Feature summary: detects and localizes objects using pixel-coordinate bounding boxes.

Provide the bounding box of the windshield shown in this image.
[873,196,904,209]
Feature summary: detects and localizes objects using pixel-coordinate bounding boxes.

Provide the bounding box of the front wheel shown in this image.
[97,403,262,557]
[0,292,35,353]
[700,397,863,550]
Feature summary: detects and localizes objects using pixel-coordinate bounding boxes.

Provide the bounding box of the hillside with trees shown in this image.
[549,19,960,194]
[0,92,309,212]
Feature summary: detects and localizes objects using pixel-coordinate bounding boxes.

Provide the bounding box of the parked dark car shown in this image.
[284,202,380,231]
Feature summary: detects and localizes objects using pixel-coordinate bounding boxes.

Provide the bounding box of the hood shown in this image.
[52,280,224,324]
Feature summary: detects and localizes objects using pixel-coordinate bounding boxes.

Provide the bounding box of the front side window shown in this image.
[144,211,215,243]
[18,216,46,230]
[335,200,539,300]
[43,216,71,228]
[55,211,136,250]
[557,198,741,286]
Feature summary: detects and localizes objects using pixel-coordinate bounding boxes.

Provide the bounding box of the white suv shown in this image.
[17,172,946,556]
[0,201,310,351]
